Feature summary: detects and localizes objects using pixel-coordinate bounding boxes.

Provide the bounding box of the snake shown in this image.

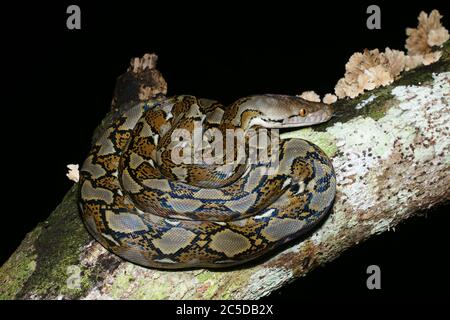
[79,94,336,269]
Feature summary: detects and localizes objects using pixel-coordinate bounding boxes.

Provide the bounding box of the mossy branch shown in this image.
[1,42,449,300]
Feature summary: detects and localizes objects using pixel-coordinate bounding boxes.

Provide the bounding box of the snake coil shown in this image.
[79,94,336,269]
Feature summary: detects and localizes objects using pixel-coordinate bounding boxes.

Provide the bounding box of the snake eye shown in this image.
[299,108,307,117]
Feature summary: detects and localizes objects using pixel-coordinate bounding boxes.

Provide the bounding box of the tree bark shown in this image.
[1,42,449,300]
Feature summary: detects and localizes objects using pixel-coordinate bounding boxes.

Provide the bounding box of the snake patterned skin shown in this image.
[79,94,336,269]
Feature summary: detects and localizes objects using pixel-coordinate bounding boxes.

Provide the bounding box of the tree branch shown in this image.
[1,42,449,300]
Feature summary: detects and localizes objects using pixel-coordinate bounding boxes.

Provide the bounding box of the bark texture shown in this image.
[1,42,449,300]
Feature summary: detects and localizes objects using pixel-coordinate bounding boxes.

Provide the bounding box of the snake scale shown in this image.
[79,94,336,269]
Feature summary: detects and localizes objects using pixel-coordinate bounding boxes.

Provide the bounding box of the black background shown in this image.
[2,1,449,301]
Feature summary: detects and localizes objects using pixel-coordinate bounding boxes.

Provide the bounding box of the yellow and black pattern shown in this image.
[79,94,336,269]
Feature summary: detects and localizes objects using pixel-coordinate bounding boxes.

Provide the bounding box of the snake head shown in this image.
[243,94,334,129]
[280,97,333,127]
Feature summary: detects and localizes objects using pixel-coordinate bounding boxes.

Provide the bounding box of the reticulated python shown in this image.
[79,94,336,269]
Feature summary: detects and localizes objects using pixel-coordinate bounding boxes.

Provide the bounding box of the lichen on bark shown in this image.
[1,42,449,300]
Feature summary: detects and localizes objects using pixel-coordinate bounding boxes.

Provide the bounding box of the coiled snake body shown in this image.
[79,94,336,269]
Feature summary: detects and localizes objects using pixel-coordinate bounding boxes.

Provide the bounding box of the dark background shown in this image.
[2,1,449,301]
